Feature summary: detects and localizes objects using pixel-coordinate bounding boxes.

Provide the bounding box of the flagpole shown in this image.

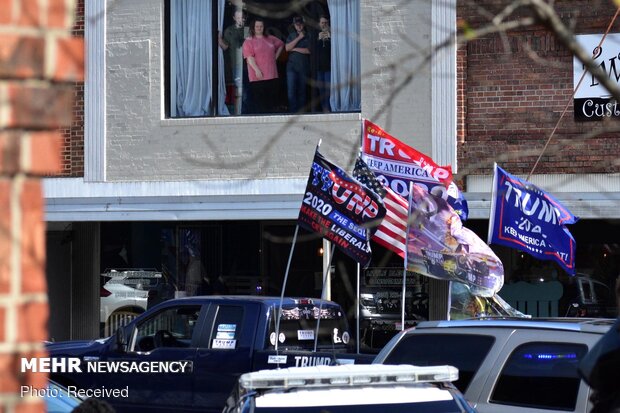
[402,182,414,331]
[487,163,499,245]
[357,120,364,353]
[356,262,361,354]
[275,225,299,355]
[401,271,407,330]
[313,243,337,352]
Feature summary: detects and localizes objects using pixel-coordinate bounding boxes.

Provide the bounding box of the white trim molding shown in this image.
[466,173,620,219]
[43,177,306,221]
[85,0,106,181]
[431,0,457,171]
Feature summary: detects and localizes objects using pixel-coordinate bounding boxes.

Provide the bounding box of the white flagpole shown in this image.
[401,270,407,330]
[487,163,499,244]
[322,239,331,300]
[401,182,414,330]
[313,243,337,352]
[275,225,299,355]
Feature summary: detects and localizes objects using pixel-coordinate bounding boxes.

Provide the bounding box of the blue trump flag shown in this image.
[488,164,578,274]
[298,150,386,268]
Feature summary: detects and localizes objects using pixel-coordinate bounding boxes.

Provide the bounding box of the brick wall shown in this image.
[59,0,84,176]
[457,0,620,178]
[0,0,83,411]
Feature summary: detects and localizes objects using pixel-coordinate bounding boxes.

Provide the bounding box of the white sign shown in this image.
[217,324,237,332]
[574,34,620,98]
[212,339,236,349]
[297,330,315,341]
[216,332,235,340]
[268,355,288,364]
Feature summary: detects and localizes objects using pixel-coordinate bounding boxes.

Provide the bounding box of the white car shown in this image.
[100,281,148,335]
[224,364,476,413]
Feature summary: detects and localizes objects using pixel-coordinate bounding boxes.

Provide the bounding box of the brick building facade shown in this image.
[45,1,619,345]
[457,0,620,177]
[0,0,83,411]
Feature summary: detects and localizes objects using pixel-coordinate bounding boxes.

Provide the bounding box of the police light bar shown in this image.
[239,364,458,391]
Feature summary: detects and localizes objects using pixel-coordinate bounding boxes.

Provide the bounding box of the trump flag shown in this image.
[361,119,468,221]
[298,150,386,268]
[488,164,578,275]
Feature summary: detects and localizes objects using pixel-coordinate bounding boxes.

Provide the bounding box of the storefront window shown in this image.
[167,0,360,117]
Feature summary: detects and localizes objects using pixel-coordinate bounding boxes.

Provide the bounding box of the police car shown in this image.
[223,364,476,412]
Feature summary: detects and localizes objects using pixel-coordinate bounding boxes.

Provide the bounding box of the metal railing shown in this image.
[104,311,140,337]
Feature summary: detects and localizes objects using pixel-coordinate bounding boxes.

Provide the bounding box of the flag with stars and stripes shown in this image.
[297,150,386,268]
[488,164,578,275]
[353,156,408,259]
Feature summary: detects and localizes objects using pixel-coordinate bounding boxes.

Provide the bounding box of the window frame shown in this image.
[130,304,203,352]
[382,333,496,393]
[165,0,361,119]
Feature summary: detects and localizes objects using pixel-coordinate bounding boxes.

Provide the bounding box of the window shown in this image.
[490,342,588,410]
[132,306,201,351]
[382,333,495,393]
[210,305,244,349]
[266,304,351,350]
[167,0,360,117]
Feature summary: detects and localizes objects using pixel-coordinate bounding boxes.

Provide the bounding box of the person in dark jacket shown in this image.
[285,16,311,113]
[579,277,620,413]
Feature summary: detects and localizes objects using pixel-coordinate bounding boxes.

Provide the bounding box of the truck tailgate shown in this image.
[253,350,375,370]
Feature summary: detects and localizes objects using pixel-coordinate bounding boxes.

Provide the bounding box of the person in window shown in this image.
[316,15,331,113]
[218,9,251,114]
[285,16,311,113]
[242,18,284,114]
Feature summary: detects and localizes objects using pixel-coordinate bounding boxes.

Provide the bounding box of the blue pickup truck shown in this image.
[46,296,373,413]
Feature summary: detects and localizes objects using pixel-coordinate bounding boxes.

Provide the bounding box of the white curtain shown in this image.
[171,0,229,117]
[328,0,360,112]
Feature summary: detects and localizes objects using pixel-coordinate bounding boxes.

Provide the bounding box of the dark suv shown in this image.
[564,274,617,318]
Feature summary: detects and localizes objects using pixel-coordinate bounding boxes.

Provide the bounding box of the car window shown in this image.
[490,342,588,410]
[210,305,244,350]
[592,282,612,304]
[132,305,201,351]
[382,333,495,393]
[266,305,350,350]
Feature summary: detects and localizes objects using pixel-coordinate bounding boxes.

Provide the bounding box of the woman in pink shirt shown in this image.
[242,18,284,114]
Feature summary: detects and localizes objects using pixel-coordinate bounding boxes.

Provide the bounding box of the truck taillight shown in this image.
[100,287,112,297]
[297,298,314,305]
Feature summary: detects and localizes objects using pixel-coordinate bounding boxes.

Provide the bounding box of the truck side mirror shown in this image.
[115,327,128,353]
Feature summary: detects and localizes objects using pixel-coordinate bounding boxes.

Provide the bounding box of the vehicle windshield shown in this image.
[266,304,351,350]
[382,333,495,393]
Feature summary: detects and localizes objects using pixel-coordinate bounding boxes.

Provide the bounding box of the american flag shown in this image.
[353,157,408,259]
